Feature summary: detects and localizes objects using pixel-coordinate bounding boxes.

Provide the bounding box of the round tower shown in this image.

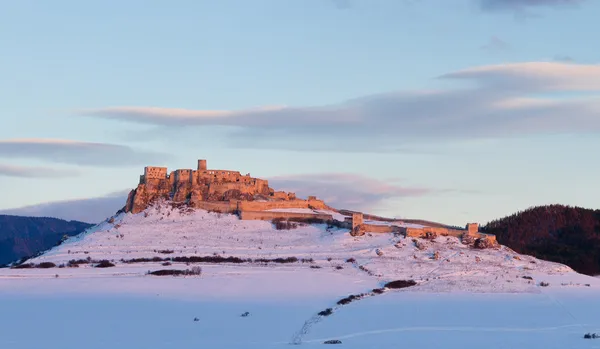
[198,159,207,171]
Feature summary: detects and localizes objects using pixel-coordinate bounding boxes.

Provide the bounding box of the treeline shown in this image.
[481,205,600,275]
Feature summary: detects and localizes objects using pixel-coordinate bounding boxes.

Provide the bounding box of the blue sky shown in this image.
[1,0,599,225]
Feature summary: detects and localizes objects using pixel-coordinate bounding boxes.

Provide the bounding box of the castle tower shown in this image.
[466,223,479,235]
[352,213,364,230]
[198,159,207,171]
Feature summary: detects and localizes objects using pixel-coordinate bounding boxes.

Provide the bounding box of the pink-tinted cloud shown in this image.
[80,62,600,152]
[0,164,80,178]
[268,173,431,211]
[0,139,170,167]
[0,190,129,223]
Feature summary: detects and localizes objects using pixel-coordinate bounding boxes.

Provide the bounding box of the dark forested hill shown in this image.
[481,205,600,275]
[0,215,93,266]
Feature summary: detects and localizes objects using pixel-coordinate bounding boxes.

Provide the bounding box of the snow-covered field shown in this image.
[1,202,599,348]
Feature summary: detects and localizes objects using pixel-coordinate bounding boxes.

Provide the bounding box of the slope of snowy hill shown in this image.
[18,201,588,293]
[1,201,600,349]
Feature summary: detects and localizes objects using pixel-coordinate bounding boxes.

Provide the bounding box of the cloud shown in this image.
[0,190,129,223]
[0,164,80,178]
[80,61,600,152]
[481,36,511,51]
[268,173,431,211]
[0,139,170,167]
[479,0,585,12]
[554,55,575,62]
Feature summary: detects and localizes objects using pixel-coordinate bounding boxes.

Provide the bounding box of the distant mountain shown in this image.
[481,205,600,275]
[0,215,93,266]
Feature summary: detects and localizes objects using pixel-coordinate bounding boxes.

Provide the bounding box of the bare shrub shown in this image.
[149,269,186,276]
[253,257,298,264]
[188,266,202,276]
[95,260,115,268]
[337,293,366,305]
[384,280,417,289]
[36,262,56,269]
[324,340,342,344]
[318,308,333,316]
[148,267,201,276]
[11,263,34,269]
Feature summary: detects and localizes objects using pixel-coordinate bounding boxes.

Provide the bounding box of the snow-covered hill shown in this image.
[1,201,599,349]
[19,201,588,293]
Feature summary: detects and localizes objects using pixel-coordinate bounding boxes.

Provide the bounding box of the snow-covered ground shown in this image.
[1,202,599,348]
[266,207,348,221]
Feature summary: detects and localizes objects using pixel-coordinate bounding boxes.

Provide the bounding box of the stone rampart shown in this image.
[404,226,494,241]
[237,199,325,211]
[239,211,333,221]
[194,201,237,213]
[362,223,401,234]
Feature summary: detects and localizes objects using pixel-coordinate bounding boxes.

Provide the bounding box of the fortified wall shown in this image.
[125,159,330,221]
[347,213,496,245]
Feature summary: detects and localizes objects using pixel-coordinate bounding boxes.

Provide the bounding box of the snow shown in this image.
[364,219,425,228]
[266,207,348,221]
[21,202,582,294]
[1,201,600,348]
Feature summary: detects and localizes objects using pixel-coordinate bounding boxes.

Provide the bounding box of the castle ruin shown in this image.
[125,159,328,216]
[124,159,495,246]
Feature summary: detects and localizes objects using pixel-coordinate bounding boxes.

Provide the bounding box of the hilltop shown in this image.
[482,204,600,276]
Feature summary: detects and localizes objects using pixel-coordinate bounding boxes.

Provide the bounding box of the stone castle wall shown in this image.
[237,199,327,212]
[362,223,401,233]
[193,201,237,213]
[144,167,167,180]
[239,211,333,221]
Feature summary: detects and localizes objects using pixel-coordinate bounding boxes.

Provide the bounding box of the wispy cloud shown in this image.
[479,0,585,12]
[0,164,80,178]
[0,190,129,223]
[0,139,170,167]
[268,173,432,211]
[480,36,511,51]
[553,55,575,62]
[80,62,600,152]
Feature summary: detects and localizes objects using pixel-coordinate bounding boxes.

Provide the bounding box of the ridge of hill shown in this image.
[0,215,93,266]
[481,204,600,276]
